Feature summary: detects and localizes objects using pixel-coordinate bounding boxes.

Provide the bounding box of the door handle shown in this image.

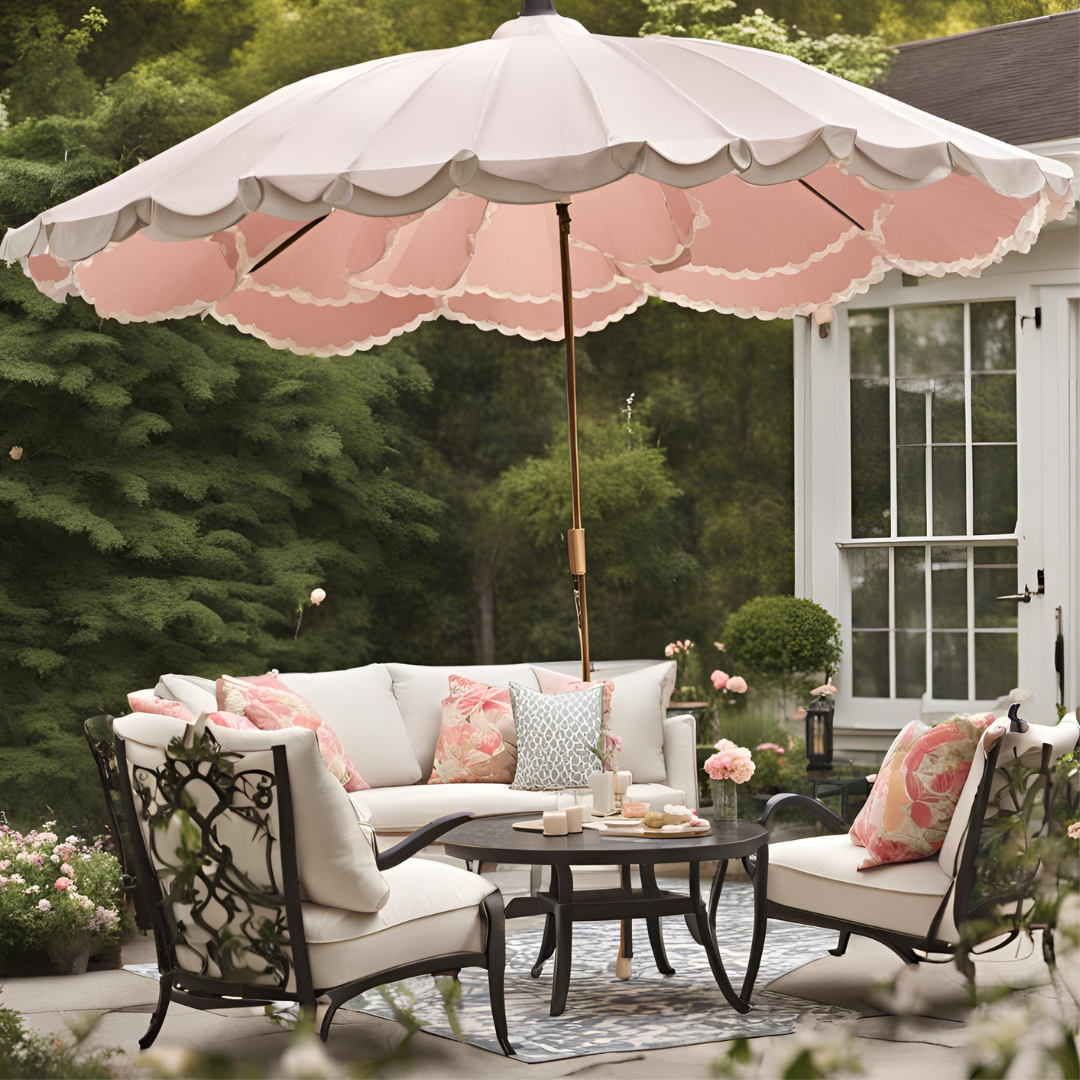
[996,586,1034,603]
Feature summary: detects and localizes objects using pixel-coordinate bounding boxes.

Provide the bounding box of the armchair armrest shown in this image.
[758,793,849,833]
[376,812,474,870]
[663,713,699,810]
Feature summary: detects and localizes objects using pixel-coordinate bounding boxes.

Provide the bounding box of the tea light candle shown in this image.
[563,804,584,833]
[542,810,569,836]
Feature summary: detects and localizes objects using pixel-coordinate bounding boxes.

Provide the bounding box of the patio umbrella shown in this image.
[2,1,1073,684]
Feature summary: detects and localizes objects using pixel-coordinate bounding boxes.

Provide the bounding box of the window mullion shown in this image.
[964,303,974,537]
[888,546,896,699]
[924,543,933,699]
[967,547,976,700]
[924,389,933,537]
[889,309,897,539]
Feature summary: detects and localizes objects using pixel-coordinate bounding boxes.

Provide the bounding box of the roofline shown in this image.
[892,9,1079,51]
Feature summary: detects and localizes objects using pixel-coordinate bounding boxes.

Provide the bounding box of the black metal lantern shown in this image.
[804,696,834,773]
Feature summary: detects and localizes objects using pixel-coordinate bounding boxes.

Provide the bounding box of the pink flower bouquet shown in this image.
[703,739,756,785]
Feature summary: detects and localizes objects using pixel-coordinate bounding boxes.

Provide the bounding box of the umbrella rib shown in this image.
[249,214,331,274]
[796,179,866,232]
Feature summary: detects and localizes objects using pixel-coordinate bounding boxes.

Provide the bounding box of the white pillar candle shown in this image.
[542,810,569,836]
[613,770,632,796]
[589,772,615,816]
[563,804,584,833]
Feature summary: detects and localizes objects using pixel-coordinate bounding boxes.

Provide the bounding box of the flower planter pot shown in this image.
[87,940,123,971]
[45,934,93,976]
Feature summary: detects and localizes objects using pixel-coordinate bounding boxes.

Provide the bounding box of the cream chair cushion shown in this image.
[768,833,956,943]
[115,714,391,914]
[278,665,422,788]
[303,860,497,988]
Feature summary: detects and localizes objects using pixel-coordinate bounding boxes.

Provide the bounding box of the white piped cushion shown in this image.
[768,833,955,942]
[278,666,421,788]
[302,860,496,988]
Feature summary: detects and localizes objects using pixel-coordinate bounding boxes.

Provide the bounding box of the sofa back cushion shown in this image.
[532,662,674,783]
[277,666,421,789]
[385,664,541,780]
[114,713,390,915]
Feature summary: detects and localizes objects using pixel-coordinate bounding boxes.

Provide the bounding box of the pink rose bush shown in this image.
[1068,821,1080,841]
[0,818,122,968]
[704,739,756,785]
[756,742,785,756]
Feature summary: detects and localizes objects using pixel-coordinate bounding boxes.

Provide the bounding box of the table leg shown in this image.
[530,914,556,979]
[638,864,675,976]
[690,862,751,1014]
[619,864,633,961]
[550,865,574,1016]
[739,843,768,1002]
[707,858,729,937]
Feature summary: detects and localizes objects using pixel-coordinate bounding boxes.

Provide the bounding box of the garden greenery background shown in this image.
[1,0,1073,828]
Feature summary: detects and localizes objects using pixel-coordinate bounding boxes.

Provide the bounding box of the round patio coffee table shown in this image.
[442,814,769,1017]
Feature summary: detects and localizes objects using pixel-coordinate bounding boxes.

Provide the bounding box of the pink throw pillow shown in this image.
[127,694,195,724]
[208,710,258,730]
[850,714,993,870]
[217,675,369,792]
[428,675,517,785]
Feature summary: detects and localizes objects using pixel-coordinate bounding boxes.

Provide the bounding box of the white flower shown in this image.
[50,853,59,863]
[310,588,326,606]
[280,1036,343,1079]
[9,872,24,884]
[81,853,92,861]
[25,885,40,894]
[9,446,23,460]
[37,831,58,845]
[37,899,51,912]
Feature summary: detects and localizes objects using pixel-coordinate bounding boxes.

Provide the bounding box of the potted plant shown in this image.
[0,818,123,976]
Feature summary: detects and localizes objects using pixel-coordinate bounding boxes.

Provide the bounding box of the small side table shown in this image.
[809,775,872,823]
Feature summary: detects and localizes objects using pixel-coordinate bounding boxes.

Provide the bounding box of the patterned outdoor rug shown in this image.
[343,880,847,1062]
[124,881,848,1063]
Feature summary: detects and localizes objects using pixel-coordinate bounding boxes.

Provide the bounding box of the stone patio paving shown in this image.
[1,865,1065,1078]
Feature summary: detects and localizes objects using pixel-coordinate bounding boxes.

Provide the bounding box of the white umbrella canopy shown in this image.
[2,0,1073,682]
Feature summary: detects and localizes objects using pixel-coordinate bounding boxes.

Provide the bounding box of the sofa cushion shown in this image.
[277,666,421,788]
[350,780,689,832]
[768,832,955,942]
[385,664,541,779]
[533,662,673,783]
[302,860,495,989]
[510,681,604,791]
[156,674,218,719]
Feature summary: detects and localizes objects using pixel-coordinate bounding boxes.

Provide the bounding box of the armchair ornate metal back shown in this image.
[114,723,314,1045]
[84,715,153,931]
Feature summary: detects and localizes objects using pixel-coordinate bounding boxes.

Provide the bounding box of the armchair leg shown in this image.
[139,976,172,1049]
[830,932,851,957]
[483,894,515,1056]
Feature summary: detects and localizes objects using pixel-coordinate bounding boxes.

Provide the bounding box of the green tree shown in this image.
[0,263,440,829]
[641,0,895,85]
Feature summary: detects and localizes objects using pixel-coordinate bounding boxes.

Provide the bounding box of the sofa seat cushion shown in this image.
[303,860,496,989]
[768,833,956,942]
[350,781,690,832]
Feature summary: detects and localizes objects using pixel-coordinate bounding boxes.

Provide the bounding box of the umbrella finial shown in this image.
[519,0,558,15]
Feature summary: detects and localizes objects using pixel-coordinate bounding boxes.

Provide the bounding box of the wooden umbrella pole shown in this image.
[556,201,590,685]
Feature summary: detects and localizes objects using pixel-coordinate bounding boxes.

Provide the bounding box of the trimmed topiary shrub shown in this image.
[723,595,841,698]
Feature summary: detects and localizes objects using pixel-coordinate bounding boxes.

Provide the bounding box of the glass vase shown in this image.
[711,778,738,823]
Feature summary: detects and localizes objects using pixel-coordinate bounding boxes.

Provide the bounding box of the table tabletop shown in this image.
[441,813,768,865]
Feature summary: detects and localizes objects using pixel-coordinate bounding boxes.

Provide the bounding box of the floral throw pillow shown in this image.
[217,675,369,793]
[428,675,517,785]
[127,694,195,724]
[850,714,992,870]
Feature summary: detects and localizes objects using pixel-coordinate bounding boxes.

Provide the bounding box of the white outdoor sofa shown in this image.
[136,659,698,839]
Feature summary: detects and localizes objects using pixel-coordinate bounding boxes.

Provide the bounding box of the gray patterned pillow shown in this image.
[509,681,605,791]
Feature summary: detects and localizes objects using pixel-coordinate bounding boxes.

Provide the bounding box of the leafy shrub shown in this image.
[0,818,121,969]
[0,1003,116,1079]
[723,595,841,697]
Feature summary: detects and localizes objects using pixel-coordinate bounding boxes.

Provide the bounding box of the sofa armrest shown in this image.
[375,812,473,870]
[663,713,699,810]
